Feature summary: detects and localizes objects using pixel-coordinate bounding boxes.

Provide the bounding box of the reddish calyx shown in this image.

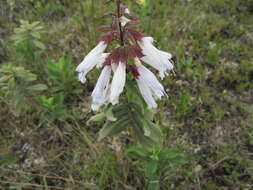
[97,2,148,78]
[98,31,117,44]
[128,64,139,78]
[98,25,114,32]
[103,46,141,78]
[127,28,146,42]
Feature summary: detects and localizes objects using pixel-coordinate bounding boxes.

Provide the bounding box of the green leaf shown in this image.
[126,146,149,159]
[0,75,12,83]
[12,20,45,61]
[33,40,46,50]
[30,21,40,27]
[131,112,163,150]
[144,108,155,121]
[36,93,69,125]
[87,112,106,125]
[45,57,77,96]
[72,89,83,94]
[144,160,158,179]
[126,81,145,110]
[162,148,183,160]
[98,116,129,141]
[0,64,48,112]
[27,84,48,91]
[159,148,188,167]
[31,32,41,39]
[105,106,117,121]
[96,102,163,149]
[0,154,17,167]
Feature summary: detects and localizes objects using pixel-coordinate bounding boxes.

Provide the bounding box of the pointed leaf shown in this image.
[87,112,106,125]
[33,40,46,50]
[126,146,149,159]
[98,117,129,141]
[27,84,48,91]
[144,160,158,179]
[105,106,117,121]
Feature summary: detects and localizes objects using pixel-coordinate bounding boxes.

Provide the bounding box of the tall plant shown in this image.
[12,20,45,64]
[76,0,174,149]
[0,64,47,114]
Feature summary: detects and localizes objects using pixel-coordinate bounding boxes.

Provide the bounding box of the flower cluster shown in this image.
[76,5,174,111]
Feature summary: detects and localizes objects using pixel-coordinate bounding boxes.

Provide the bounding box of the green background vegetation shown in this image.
[0,0,253,189]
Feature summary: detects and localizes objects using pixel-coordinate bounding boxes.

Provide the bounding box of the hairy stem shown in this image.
[116,0,124,46]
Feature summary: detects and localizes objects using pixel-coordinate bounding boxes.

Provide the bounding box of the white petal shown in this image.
[96,53,109,68]
[137,65,166,100]
[138,37,173,79]
[120,16,131,27]
[104,84,111,102]
[78,72,86,84]
[136,78,157,109]
[91,102,102,111]
[125,8,130,14]
[143,37,154,43]
[110,62,126,105]
[76,41,107,83]
[91,66,111,110]
[111,62,118,72]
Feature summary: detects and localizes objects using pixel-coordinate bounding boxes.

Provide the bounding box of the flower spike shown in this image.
[76,1,174,110]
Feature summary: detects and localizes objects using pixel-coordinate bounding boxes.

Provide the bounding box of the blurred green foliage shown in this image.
[46,57,82,96]
[37,94,69,125]
[0,64,47,113]
[12,20,45,63]
[127,146,188,190]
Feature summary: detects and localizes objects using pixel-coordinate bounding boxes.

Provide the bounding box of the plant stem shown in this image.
[116,0,124,46]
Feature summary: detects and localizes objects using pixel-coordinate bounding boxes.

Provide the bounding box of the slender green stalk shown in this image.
[116,0,124,46]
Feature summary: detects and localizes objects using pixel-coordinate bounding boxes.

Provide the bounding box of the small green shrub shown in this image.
[126,146,188,190]
[46,57,81,97]
[172,90,197,119]
[37,93,69,125]
[0,64,47,113]
[12,20,45,63]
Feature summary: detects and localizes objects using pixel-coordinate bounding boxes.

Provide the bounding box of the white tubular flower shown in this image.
[76,41,107,83]
[110,62,126,105]
[120,16,131,27]
[96,53,110,68]
[136,78,157,109]
[138,37,174,79]
[91,66,112,111]
[111,62,118,72]
[124,8,130,14]
[137,65,167,100]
